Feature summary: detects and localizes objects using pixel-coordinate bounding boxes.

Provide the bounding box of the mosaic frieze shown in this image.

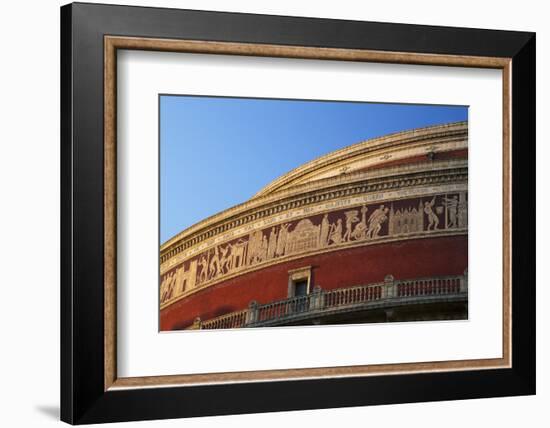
[160,191,468,307]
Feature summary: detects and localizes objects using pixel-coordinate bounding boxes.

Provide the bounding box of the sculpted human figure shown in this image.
[458,194,468,228]
[319,214,330,247]
[267,227,278,260]
[198,255,209,284]
[343,210,359,242]
[424,196,439,230]
[260,235,268,262]
[367,205,388,238]
[209,246,221,279]
[443,195,459,228]
[351,205,368,240]
[329,218,343,244]
[276,223,291,256]
[160,275,168,302]
[161,272,175,302]
[375,208,389,237]
[219,244,232,273]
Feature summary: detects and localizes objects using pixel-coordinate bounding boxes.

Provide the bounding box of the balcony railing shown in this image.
[197,272,467,330]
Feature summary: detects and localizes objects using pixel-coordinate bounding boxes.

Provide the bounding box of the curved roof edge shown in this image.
[251,121,467,199]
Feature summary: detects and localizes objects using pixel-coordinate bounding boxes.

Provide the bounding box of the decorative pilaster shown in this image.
[384,274,395,299]
[246,301,259,325]
[311,285,324,311]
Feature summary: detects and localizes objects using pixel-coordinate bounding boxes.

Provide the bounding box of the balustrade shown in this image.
[195,273,467,329]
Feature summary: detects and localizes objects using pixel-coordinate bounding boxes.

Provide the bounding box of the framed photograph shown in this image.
[61,2,535,424]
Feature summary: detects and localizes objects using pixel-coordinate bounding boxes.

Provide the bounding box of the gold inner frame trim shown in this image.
[104,35,512,391]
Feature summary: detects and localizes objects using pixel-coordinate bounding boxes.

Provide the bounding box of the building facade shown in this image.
[160,121,468,330]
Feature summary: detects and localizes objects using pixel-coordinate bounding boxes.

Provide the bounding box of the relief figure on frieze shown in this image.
[343,209,360,242]
[276,223,291,257]
[197,254,209,284]
[267,227,278,260]
[219,244,232,274]
[366,205,389,239]
[329,218,343,245]
[443,195,459,228]
[208,246,222,279]
[351,205,368,240]
[424,196,440,230]
[259,235,269,262]
[319,214,331,247]
[458,193,468,228]
[160,271,176,304]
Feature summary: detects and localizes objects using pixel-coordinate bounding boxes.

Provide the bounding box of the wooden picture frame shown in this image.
[61,2,535,424]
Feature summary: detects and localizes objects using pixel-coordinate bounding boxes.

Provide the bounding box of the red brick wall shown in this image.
[160,235,467,330]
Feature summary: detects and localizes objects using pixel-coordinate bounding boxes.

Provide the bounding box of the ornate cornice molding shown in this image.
[252,121,467,197]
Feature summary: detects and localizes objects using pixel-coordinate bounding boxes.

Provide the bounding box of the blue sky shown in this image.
[160,95,467,243]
